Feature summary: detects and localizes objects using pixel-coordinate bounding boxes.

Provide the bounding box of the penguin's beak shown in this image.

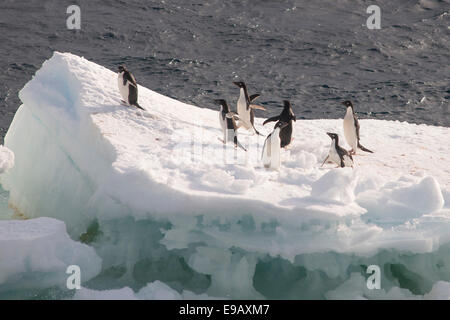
[232,82,240,87]
[326,132,333,138]
[341,102,346,106]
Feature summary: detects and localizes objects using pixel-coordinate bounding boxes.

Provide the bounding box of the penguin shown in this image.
[321,132,354,168]
[342,100,373,154]
[215,99,246,151]
[117,66,145,110]
[263,100,296,148]
[261,121,289,170]
[233,81,266,135]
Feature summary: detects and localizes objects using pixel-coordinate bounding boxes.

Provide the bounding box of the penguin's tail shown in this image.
[133,102,145,111]
[358,142,373,153]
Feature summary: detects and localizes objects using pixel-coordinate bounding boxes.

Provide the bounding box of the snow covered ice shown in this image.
[0,52,449,299]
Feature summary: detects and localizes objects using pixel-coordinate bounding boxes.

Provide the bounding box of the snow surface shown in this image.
[1,52,449,299]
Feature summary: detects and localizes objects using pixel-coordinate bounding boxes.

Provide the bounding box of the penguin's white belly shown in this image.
[329,144,341,165]
[219,114,236,144]
[117,74,130,103]
[224,124,236,143]
[343,113,357,150]
[237,98,251,129]
[219,113,226,132]
[262,131,281,169]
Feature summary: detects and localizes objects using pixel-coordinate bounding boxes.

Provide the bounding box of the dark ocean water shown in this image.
[0,0,449,143]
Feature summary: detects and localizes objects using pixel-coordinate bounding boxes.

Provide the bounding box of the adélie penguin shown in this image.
[263,100,296,148]
[321,132,354,168]
[261,121,289,170]
[117,65,145,110]
[215,99,246,151]
[233,81,266,135]
[342,100,373,154]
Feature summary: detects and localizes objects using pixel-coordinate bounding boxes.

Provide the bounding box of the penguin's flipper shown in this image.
[263,116,280,126]
[354,114,361,141]
[249,104,266,111]
[321,156,329,167]
[249,94,260,102]
[358,142,374,153]
[124,71,137,86]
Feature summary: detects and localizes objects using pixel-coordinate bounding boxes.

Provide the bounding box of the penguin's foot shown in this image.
[120,100,128,106]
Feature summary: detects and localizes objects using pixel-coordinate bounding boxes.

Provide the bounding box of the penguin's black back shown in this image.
[279,121,293,148]
[128,83,138,105]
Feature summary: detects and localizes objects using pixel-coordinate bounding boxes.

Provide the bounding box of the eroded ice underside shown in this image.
[1,52,449,299]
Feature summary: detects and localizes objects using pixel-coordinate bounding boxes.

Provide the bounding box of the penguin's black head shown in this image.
[342,100,353,108]
[282,100,296,121]
[283,100,291,109]
[327,132,339,141]
[118,65,127,73]
[233,81,246,89]
[214,99,229,112]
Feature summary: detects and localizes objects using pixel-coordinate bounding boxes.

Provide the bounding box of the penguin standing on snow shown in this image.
[215,99,246,151]
[233,81,266,135]
[261,121,289,170]
[117,66,145,110]
[342,100,372,154]
[321,132,354,168]
[263,100,296,148]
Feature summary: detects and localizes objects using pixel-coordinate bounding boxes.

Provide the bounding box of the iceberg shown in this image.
[1,52,449,299]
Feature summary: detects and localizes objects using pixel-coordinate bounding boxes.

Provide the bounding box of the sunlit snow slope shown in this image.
[1,52,449,299]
